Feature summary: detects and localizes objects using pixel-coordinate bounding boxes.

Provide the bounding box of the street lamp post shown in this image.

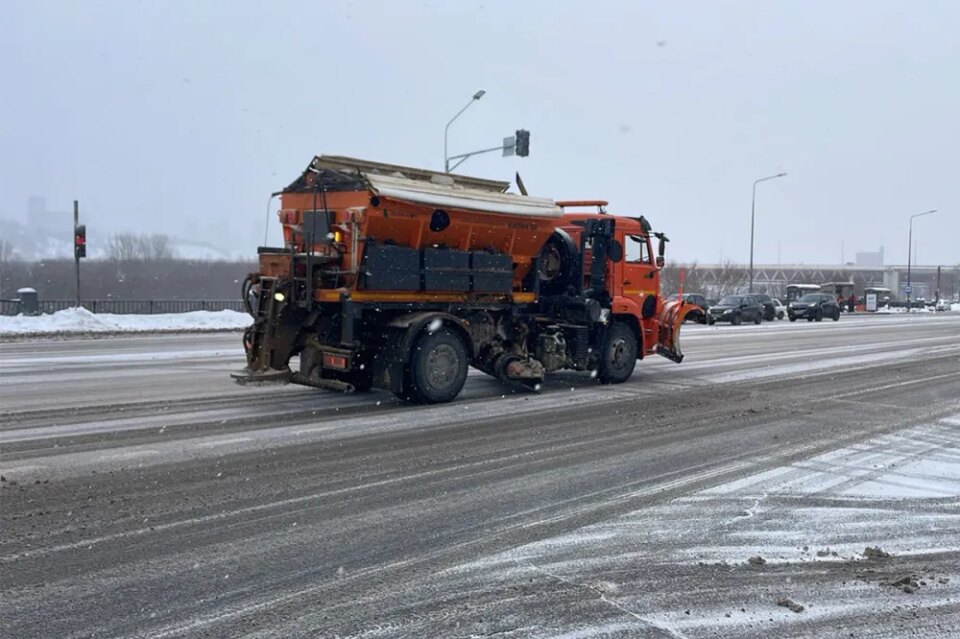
[444,90,485,172]
[749,172,787,293]
[906,209,936,312]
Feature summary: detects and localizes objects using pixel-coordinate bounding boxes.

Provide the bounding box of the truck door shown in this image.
[621,233,657,311]
[621,231,691,363]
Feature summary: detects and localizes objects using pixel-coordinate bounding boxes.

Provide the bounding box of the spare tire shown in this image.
[537,229,579,296]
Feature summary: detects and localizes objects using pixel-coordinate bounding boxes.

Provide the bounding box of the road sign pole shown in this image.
[74,200,80,308]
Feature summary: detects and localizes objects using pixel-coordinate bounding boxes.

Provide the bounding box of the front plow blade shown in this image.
[656,298,699,363]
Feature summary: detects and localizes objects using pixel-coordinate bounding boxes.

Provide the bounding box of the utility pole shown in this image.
[906,209,936,312]
[444,90,485,172]
[749,172,787,293]
[936,265,942,305]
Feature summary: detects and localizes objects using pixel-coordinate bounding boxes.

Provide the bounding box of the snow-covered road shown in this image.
[1,313,958,638]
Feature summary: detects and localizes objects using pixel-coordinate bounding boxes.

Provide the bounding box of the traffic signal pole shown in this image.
[74,200,80,308]
[446,144,510,173]
[446,129,531,173]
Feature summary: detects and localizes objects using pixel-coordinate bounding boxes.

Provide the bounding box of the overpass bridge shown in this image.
[683,263,958,301]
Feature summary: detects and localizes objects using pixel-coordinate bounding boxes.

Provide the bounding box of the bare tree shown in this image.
[107,233,139,262]
[0,239,13,299]
[0,239,14,263]
[660,262,702,297]
[107,233,177,261]
[148,234,175,260]
[709,260,749,299]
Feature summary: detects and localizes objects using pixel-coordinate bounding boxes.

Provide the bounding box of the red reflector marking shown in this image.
[325,354,348,370]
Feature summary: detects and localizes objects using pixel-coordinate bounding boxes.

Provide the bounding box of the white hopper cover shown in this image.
[365,173,562,218]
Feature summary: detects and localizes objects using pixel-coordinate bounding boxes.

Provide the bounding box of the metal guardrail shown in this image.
[0,299,245,316]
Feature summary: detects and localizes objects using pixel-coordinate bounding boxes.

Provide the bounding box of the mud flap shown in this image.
[656,299,699,363]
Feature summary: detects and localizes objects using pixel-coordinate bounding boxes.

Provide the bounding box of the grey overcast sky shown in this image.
[1,0,957,264]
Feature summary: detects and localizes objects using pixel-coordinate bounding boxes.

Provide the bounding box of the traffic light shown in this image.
[515,129,530,157]
[74,224,87,259]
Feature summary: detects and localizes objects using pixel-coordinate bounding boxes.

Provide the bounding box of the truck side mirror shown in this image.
[656,256,665,268]
[656,235,666,268]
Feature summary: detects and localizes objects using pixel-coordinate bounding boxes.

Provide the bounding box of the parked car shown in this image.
[681,293,709,323]
[751,293,778,321]
[707,295,765,325]
[788,293,840,322]
[771,298,786,320]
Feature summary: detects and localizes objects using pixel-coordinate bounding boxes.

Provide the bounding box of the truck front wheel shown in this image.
[598,321,638,384]
[402,327,469,404]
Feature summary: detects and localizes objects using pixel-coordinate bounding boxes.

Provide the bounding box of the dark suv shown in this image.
[752,293,777,321]
[682,293,709,323]
[788,293,840,322]
[707,295,765,325]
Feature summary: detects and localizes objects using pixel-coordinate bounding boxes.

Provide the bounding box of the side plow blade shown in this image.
[230,368,293,385]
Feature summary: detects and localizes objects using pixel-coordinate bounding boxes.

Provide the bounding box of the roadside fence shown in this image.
[0,299,245,316]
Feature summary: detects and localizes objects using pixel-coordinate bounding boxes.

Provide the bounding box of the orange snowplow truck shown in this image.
[235,155,697,403]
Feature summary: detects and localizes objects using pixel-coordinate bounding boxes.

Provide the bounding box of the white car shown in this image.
[771,298,787,320]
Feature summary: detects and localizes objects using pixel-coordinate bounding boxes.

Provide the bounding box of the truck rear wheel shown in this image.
[402,327,469,404]
[598,321,638,384]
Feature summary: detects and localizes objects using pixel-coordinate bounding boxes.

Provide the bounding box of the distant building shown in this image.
[855,246,884,266]
[27,196,46,226]
[26,196,70,232]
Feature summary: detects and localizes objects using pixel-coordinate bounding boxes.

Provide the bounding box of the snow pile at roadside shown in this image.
[953,303,960,312]
[0,307,250,336]
[876,305,933,314]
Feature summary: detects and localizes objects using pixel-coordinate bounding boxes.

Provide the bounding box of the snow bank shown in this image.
[953,303,960,312]
[0,307,250,336]
[876,305,933,314]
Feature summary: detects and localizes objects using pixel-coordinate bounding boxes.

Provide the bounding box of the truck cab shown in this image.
[550,203,683,364]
